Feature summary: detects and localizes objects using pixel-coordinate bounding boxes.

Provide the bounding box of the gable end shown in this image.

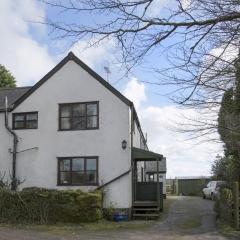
[13,52,132,110]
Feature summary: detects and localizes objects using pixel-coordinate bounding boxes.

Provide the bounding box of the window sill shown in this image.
[12,128,38,130]
[57,128,99,131]
[57,184,99,187]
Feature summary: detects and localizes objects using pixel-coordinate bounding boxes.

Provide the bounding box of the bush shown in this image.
[0,188,102,224]
[215,187,233,226]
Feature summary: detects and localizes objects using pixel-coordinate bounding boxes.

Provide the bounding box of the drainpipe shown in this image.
[130,103,134,211]
[4,97,18,191]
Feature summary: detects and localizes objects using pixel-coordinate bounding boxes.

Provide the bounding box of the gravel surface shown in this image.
[0,196,238,240]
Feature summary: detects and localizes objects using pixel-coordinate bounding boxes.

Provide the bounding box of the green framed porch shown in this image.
[132,147,164,218]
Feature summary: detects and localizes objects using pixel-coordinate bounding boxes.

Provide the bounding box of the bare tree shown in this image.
[42,0,240,100]
[41,0,240,138]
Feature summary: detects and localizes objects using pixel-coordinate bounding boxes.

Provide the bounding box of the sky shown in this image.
[0,0,223,178]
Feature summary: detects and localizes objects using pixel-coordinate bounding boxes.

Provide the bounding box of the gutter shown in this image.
[4,97,18,191]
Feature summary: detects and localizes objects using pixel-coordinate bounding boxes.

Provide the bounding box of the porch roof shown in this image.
[132,147,163,161]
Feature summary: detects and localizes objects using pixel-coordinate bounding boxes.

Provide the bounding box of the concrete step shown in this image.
[133,201,158,207]
[133,213,159,217]
[133,208,159,211]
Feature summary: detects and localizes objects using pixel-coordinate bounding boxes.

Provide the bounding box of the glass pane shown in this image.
[72,117,86,129]
[87,103,97,115]
[86,171,96,184]
[208,182,213,187]
[26,120,37,129]
[87,116,97,128]
[14,115,24,121]
[73,104,85,117]
[149,174,154,182]
[59,159,71,171]
[14,121,24,129]
[60,105,71,117]
[72,158,84,171]
[26,113,37,121]
[86,158,96,170]
[72,172,84,184]
[60,118,71,129]
[59,172,71,184]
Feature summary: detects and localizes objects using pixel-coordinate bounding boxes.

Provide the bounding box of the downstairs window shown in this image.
[58,157,98,186]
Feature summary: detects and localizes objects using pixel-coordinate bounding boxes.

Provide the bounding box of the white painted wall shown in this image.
[0,60,132,208]
[0,113,12,183]
[132,121,141,148]
[132,119,147,150]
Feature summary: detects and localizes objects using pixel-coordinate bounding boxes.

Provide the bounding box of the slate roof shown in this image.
[0,87,31,111]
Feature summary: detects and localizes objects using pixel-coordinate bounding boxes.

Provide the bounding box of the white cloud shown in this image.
[181,0,192,10]
[146,0,171,17]
[123,78,147,109]
[209,44,238,63]
[123,78,223,178]
[0,0,119,86]
[0,0,55,86]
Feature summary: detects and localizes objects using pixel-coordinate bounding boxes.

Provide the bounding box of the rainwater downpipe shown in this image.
[4,97,18,191]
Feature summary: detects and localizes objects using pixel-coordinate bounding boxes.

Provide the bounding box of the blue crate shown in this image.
[113,213,129,222]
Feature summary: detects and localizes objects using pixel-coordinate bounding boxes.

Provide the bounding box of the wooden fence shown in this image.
[233,182,239,230]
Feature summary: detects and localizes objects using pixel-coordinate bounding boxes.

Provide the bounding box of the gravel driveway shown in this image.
[0,196,238,240]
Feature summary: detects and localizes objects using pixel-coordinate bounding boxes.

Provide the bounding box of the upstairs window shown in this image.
[58,157,98,186]
[59,102,99,130]
[13,112,38,130]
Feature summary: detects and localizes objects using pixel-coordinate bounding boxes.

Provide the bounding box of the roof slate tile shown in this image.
[0,87,31,111]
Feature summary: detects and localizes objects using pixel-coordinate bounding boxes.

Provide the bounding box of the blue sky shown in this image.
[31,0,178,105]
[0,0,223,177]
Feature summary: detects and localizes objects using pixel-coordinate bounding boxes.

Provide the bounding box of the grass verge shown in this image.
[0,220,152,236]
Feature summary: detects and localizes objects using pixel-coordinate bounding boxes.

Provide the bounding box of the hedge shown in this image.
[0,187,102,223]
[215,187,233,226]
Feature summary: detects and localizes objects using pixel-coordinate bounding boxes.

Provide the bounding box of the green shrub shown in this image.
[215,187,233,226]
[103,207,115,221]
[0,188,102,224]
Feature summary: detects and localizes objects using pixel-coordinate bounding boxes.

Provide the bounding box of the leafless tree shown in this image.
[41,0,240,138]
[41,0,240,100]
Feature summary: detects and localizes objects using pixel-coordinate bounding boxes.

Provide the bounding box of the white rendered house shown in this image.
[0,52,166,215]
